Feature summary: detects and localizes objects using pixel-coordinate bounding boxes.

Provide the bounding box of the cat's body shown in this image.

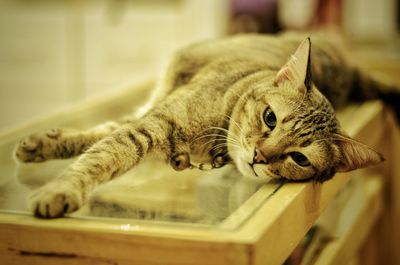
[15,33,392,218]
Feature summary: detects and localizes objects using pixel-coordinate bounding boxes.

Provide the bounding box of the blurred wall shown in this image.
[0,0,229,130]
[343,0,397,40]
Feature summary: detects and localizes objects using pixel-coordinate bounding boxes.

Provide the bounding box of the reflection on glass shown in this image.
[1,148,283,229]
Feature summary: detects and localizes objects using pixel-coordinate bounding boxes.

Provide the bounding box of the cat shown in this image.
[15,33,396,218]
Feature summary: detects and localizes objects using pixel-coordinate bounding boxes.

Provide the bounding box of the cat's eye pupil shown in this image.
[263,108,277,130]
[290,152,310,167]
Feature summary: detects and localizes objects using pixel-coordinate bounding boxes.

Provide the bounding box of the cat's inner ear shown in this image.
[333,134,384,172]
[274,37,312,90]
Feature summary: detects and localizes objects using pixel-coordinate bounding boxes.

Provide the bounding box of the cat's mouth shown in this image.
[248,162,259,177]
[234,153,276,179]
[247,162,280,180]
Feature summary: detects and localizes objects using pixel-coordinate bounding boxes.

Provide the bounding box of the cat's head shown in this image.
[228,38,383,182]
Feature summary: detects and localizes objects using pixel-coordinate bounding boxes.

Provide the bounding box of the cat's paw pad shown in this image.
[15,129,62,163]
[30,183,82,218]
[46,128,62,139]
[15,135,45,163]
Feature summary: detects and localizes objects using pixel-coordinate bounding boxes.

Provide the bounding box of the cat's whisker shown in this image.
[208,126,229,133]
[195,127,230,138]
[199,136,240,150]
[192,137,240,153]
[193,112,244,142]
[201,137,239,148]
[194,128,241,147]
[211,131,242,146]
[210,145,228,153]
[239,136,252,151]
[225,142,243,154]
[221,115,245,136]
[209,113,245,136]
[211,142,241,153]
[190,133,231,143]
[193,126,242,145]
[195,123,243,143]
[212,135,240,145]
[208,126,241,140]
[313,137,346,144]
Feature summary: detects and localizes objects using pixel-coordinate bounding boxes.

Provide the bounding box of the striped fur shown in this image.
[15,33,388,218]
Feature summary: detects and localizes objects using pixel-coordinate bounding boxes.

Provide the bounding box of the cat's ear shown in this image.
[274,37,312,91]
[333,134,384,172]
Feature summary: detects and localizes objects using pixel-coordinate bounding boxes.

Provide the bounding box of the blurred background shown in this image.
[0,0,398,130]
[0,1,399,265]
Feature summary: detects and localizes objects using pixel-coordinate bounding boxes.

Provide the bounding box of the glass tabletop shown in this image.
[0,86,283,230]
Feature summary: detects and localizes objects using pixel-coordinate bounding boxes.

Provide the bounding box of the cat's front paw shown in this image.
[15,129,62,163]
[30,181,82,218]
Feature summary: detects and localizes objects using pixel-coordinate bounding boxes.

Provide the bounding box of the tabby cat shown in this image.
[15,33,394,218]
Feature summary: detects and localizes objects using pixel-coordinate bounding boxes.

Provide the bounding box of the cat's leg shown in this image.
[30,115,189,218]
[15,121,119,163]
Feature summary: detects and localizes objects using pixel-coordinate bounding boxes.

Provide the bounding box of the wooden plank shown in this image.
[0,222,249,265]
[313,176,383,265]
[248,173,352,265]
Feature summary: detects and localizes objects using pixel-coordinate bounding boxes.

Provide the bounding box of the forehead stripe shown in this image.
[282,114,295,124]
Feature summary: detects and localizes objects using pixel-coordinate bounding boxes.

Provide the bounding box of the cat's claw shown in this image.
[30,182,82,218]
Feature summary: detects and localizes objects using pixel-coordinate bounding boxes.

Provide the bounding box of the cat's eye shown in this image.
[290,152,310,167]
[263,107,277,130]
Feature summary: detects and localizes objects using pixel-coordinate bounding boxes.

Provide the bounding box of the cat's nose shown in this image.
[254,148,267,164]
